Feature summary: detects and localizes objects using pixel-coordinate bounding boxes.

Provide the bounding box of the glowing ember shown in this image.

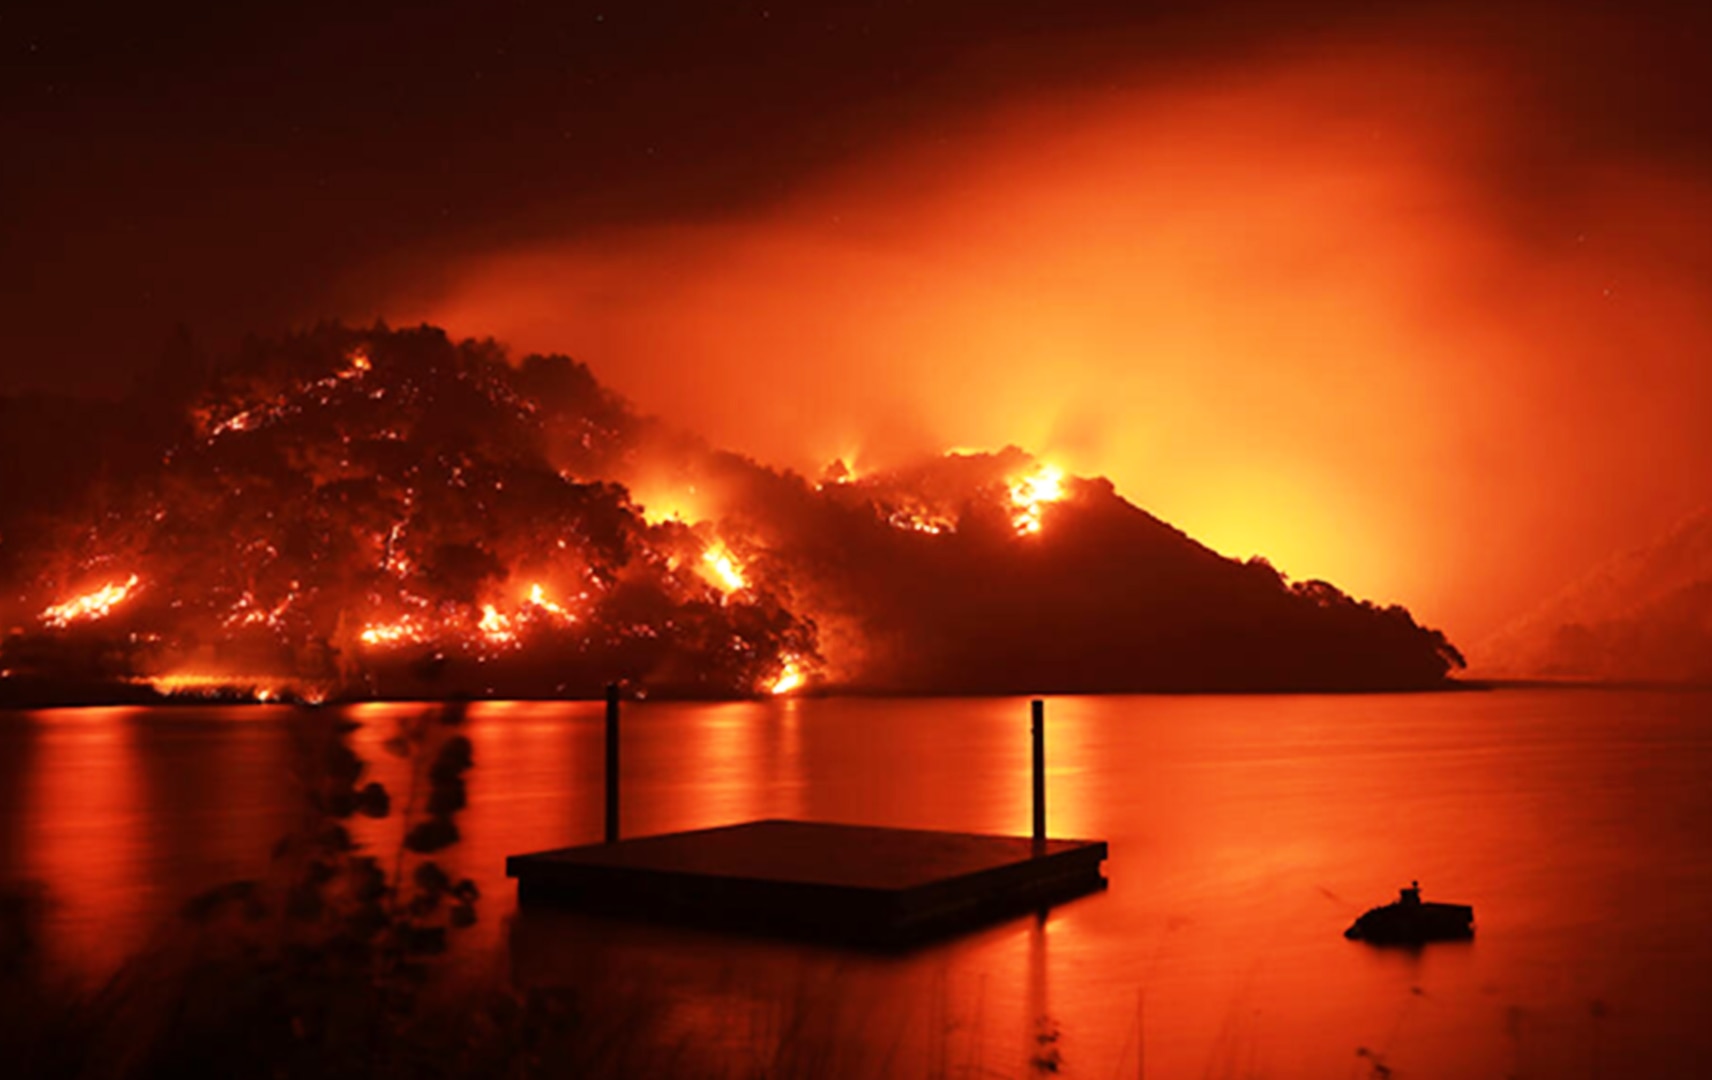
[41,575,141,627]
[209,409,257,436]
[347,346,372,373]
[225,591,293,630]
[360,617,424,647]
[887,509,954,535]
[770,657,806,695]
[525,582,571,618]
[1008,464,1066,535]
[478,604,516,645]
[138,673,323,703]
[702,543,748,593]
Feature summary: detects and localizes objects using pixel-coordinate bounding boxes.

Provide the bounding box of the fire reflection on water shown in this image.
[7,706,316,973]
[3,692,1712,1076]
[16,709,149,969]
[622,700,807,834]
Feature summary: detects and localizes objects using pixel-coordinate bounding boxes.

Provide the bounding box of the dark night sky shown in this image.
[6,0,1195,386]
[6,0,1712,643]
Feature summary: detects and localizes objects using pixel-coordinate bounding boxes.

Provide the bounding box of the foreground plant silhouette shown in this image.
[0,703,507,1079]
[170,704,480,1062]
[2,700,813,1078]
[0,702,1015,1078]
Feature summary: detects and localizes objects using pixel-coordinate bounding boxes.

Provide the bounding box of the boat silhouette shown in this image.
[1344,881,1473,943]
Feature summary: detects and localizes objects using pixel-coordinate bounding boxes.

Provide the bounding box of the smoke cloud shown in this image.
[389,18,1712,652]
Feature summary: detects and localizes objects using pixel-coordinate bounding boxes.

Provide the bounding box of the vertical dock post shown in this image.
[1031,698,1046,854]
[605,682,620,844]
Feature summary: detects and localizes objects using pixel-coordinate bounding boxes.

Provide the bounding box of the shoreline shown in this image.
[0,677,1511,712]
[18,674,1712,714]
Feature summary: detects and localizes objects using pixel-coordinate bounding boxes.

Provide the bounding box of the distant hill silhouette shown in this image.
[648,446,1465,693]
[0,324,1463,702]
[1477,508,1712,684]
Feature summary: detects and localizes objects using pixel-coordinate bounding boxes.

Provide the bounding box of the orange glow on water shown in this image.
[9,694,1708,1072]
[17,708,149,968]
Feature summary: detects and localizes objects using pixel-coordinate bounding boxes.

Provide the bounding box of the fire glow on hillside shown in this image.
[0,326,1463,704]
[1009,465,1066,536]
[41,576,141,628]
[700,544,749,594]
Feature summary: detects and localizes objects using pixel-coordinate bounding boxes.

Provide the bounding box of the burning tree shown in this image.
[1,326,818,702]
[0,322,1463,703]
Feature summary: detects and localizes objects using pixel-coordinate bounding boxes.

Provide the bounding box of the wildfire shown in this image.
[4,330,834,702]
[358,587,574,653]
[478,604,516,645]
[817,457,859,487]
[138,673,324,704]
[209,409,257,437]
[702,543,748,593]
[1008,464,1066,535]
[769,657,806,695]
[886,508,954,535]
[225,590,294,630]
[632,484,706,526]
[525,582,571,618]
[41,575,141,627]
[360,617,424,647]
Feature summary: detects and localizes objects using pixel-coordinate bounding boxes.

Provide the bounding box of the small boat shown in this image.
[1344,881,1473,943]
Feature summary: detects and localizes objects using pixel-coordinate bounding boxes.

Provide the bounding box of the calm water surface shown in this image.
[3,690,1710,1077]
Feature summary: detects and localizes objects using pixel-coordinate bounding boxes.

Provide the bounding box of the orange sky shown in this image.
[392,34,1712,650]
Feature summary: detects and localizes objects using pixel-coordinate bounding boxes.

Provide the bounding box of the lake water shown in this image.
[3,689,1710,1077]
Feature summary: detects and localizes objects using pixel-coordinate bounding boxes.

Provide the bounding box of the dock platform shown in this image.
[507,819,1108,945]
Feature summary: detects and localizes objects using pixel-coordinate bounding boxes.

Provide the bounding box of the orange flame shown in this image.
[478,604,516,645]
[41,575,141,628]
[525,582,572,618]
[769,657,806,695]
[138,673,326,704]
[1008,464,1065,535]
[359,616,424,647]
[886,508,954,535]
[702,543,748,593]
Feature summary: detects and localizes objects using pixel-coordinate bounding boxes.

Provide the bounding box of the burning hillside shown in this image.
[0,325,1462,704]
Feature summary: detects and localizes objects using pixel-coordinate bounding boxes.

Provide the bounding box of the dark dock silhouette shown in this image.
[506,693,1109,945]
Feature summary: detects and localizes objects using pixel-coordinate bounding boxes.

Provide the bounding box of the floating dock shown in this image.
[508,818,1108,945]
[506,694,1109,945]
